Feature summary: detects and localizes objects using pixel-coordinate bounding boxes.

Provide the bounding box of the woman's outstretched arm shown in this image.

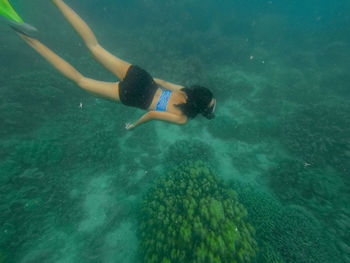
[153,78,184,92]
[126,111,187,130]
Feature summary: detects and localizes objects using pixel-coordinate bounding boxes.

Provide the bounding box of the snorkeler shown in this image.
[1,0,216,130]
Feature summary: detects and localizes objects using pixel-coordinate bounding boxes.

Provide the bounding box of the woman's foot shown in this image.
[9,20,38,38]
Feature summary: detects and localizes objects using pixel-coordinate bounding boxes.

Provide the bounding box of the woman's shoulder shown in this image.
[171,89,187,103]
[162,90,185,115]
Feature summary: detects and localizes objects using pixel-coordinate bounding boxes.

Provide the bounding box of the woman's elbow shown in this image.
[177,117,187,125]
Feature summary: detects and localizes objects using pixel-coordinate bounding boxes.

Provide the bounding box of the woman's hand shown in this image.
[125,123,136,130]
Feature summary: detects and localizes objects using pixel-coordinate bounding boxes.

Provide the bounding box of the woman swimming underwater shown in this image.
[2,0,216,130]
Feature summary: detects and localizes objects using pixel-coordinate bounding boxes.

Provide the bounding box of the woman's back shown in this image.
[148,88,187,116]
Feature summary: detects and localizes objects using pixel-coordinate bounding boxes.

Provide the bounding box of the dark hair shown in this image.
[175,85,215,119]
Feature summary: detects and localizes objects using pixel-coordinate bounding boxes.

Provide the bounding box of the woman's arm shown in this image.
[153,78,184,92]
[126,111,187,130]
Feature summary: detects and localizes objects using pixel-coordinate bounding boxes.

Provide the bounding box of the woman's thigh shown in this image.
[78,77,121,102]
[90,45,131,81]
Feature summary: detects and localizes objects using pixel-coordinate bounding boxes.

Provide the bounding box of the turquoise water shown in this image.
[0,0,349,262]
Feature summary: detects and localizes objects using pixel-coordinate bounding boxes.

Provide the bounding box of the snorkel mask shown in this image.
[203,98,216,119]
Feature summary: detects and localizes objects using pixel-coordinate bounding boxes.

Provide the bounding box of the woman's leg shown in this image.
[51,0,131,80]
[20,34,120,101]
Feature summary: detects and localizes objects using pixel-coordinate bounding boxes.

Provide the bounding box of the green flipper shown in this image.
[0,0,23,23]
[0,0,38,37]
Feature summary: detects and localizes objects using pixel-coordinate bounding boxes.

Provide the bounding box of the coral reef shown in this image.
[265,159,344,205]
[263,159,349,262]
[138,161,257,263]
[280,101,350,177]
[207,115,239,140]
[229,180,341,263]
[0,71,75,138]
[258,242,285,263]
[12,137,64,169]
[207,115,279,143]
[0,166,82,260]
[164,140,215,168]
[0,129,81,260]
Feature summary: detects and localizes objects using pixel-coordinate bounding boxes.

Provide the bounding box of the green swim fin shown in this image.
[0,0,23,23]
[0,0,38,37]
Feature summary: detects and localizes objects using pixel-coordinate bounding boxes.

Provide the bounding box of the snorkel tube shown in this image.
[0,0,38,37]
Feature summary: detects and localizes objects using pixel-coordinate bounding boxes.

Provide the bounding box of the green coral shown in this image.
[164,140,215,168]
[138,161,257,263]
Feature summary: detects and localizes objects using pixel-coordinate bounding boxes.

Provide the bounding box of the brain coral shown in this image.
[138,161,257,263]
